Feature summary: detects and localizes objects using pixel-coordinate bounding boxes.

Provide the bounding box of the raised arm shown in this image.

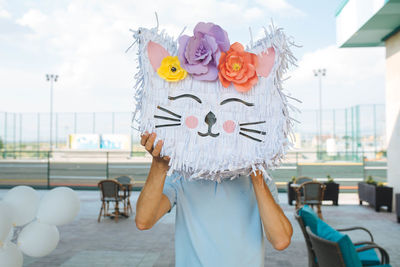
[251,170,293,250]
[135,132,172,230]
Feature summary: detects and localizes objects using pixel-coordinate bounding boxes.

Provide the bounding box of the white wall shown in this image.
[336,0,386,47]
[386,30,400,195]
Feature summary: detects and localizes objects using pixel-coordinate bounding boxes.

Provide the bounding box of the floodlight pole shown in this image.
[46,74,58,152]
[313,68,326,160]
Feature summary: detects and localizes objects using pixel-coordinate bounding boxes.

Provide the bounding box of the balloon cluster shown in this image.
[0,186,80,267]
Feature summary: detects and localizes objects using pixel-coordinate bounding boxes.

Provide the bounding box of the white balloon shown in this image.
[17,221,59,258]
[5,227,14,243]
[0,202,13,242]
[3,186,40,226]
[0,242,23,267]
[36,187,80,226]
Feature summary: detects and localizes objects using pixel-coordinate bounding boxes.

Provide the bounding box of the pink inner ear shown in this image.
[256,47,275,77]
[147,41,170,71]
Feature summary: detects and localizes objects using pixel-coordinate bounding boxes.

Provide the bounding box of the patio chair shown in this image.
[291,176,313,206]
[98,179,126,222]
[295,181,326,219]
[295,209,318,267]
[296,206,383,267]
[295,176,313,185]
[306,227,391,267]
[115,175,134,215]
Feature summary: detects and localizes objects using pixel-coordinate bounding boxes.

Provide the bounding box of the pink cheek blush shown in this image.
[223,120,236,133]
[185,116,198,129]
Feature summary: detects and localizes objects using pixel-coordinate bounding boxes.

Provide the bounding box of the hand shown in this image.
[140,132,170,170]
[250,170,264,185]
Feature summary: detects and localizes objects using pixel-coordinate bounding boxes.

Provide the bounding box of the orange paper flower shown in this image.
[218,42,259,92]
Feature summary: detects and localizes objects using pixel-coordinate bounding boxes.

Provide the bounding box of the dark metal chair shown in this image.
[296,181,326,219]
[295,209,376,267]
[115,175,134,215]
[294,211,318,267]
[306,227,390,267]
[98,179,126,222]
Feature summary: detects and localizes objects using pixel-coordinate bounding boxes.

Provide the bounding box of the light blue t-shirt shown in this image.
[162,172,279,267]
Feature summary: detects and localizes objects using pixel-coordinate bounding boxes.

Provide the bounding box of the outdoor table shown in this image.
[120,182,133,197]
[290,183,302,208]
[118,180,134,217]
[107,178,134,218]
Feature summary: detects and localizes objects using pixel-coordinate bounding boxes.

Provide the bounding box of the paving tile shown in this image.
[137,252,161,267]
[0,190,399,267]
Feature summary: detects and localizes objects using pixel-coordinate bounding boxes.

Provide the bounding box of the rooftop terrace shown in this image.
[1,190,398,267]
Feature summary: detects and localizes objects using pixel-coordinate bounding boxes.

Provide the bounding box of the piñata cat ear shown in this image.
[256,47,275,77]
[147,41,170,71]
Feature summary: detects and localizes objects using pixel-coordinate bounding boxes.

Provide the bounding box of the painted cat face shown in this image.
[131,23,298,181]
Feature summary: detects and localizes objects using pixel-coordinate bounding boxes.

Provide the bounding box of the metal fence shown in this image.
[0,150,386,191]
[0,111,134,151]
[292,104,386,158]
[0,104,386,157]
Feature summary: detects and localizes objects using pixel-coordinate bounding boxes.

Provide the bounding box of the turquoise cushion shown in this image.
[355,244,380,266]
[316,219,362,267]
[369,265,391,267]
[300,205,385,267]
[298,205,319,234]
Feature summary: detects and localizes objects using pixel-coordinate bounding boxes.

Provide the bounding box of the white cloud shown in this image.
[2,0,289,113]
[0,66,48,112]
[244,7,263,20]
[16,9,46,28]
[285,45,386,110]
[1,0,384,116]
[0,2,10,18]
[0,9,10,18]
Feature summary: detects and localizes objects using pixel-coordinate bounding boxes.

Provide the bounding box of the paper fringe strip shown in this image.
[129,22,300,182]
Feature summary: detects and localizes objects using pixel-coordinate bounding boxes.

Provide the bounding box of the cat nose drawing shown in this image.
[205,111,216,127]
[198,111,220,137]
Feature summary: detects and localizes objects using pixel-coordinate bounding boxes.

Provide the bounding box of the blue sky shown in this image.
[0,0,386,113]
[271,1,342,57]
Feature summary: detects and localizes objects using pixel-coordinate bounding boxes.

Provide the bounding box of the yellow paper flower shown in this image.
[157,56,187,82]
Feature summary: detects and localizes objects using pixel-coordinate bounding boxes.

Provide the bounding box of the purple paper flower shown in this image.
[178,22,230,81]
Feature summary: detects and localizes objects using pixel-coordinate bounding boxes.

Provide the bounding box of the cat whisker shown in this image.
[154,115,181,122]
[239,121,266,126]
[157,106,181,118]
[289,116,301,124]
[155,123,181,128]
[239,132,262,142]
[240,128,266,135]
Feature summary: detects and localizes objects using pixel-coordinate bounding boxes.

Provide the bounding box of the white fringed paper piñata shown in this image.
[131,21,300,182]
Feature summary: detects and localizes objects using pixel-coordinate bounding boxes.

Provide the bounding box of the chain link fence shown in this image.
[0,105,387,189]
[0,111,135,152]
[292,104,386,161]
[0,104,386,161]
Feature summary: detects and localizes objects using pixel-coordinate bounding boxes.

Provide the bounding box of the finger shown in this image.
[152,140,163,157]
[145,133,156,152]
[163,156,170,161]
[140,132,150,146]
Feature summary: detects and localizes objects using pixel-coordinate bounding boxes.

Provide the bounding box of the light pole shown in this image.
[313,68,326,160]
[46,74,58,151]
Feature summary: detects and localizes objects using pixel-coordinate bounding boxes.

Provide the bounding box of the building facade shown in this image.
[336,0,400,195]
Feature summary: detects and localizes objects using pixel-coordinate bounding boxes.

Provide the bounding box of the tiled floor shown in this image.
[0,190,399,267]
